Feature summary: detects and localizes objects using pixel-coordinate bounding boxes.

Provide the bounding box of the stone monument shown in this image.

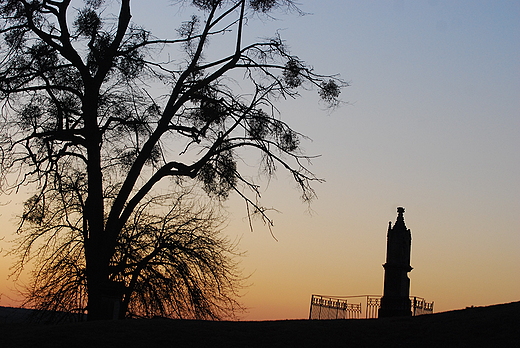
[379,207,413,317]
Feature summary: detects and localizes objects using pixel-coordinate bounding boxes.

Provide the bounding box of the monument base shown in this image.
[378,296,412,318]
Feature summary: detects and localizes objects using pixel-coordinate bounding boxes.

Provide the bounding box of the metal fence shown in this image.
[309,294,433,320]
[309,295,362,319]
[412,297,434,316]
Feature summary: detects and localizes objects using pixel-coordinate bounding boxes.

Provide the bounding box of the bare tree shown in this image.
[0,0,344,320]
[14,182,243,320]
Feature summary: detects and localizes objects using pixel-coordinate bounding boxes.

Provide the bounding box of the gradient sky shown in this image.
[1,0,519,320]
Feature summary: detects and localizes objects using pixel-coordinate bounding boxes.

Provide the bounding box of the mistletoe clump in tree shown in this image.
[0,0,344,320]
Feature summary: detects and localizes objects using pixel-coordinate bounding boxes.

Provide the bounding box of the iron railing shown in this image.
[309,294,433,320]
[309,295,362,319]
[412,296,434,316]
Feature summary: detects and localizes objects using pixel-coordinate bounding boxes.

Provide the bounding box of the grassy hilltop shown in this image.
[1,301,519,348]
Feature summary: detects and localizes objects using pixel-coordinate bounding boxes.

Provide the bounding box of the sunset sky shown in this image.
[1,0,519,321]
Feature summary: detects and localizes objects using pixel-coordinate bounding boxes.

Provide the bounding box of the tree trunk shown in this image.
[85,237,125,320]
[84,154,115,321]
[86,254,114,320]
[82,92,117,320]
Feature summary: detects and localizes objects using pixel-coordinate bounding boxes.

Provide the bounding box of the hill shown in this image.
[1,301,519,347]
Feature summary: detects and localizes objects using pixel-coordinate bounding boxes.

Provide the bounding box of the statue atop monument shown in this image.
[379,207,413,318]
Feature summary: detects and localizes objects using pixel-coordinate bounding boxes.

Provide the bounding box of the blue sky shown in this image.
[227,0,520,319]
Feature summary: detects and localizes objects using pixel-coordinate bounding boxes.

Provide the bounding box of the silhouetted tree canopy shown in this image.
[14,187,243,320]
[0,0,344,320]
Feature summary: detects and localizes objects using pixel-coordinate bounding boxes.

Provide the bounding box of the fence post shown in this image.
[309,295,314,319]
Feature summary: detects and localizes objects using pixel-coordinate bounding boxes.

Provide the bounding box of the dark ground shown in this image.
[1,301,519,347]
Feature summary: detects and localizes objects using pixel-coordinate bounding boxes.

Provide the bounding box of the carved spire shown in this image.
[394,206,406,229]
